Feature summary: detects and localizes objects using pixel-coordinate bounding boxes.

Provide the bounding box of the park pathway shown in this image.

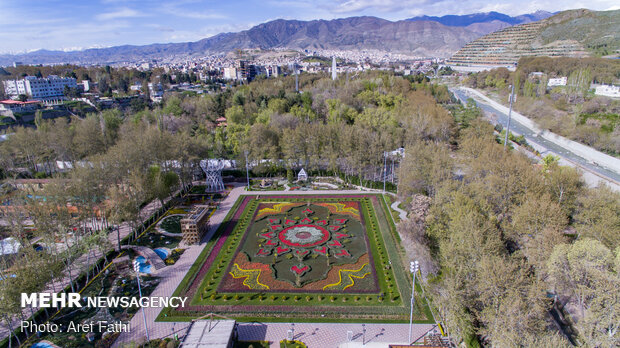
[390,201,407,220]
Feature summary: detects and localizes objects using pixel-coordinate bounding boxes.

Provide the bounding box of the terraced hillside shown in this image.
[448,9,619,66]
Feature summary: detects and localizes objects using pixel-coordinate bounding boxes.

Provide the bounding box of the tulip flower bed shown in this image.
[159,194,433,323]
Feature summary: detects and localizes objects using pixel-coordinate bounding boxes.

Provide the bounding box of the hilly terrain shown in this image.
[0,12,549,66]
[408,10,553,26]
[408,10,553,35]
[448,9,620,66]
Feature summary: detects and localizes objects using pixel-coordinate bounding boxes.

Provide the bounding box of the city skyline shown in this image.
[0,0,619,55]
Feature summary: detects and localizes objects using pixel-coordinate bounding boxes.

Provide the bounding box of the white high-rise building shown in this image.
[2,75,77,100]
[331,56,337,80]
[223,67,237,80]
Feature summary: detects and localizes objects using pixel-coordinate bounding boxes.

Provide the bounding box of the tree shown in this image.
[547,239,619,346]
[287,168,294,183]
[146,164,179,208]
[72,114,106,158]
[543,162,583,214]
[573,185,620,249]
[398,142,452,197]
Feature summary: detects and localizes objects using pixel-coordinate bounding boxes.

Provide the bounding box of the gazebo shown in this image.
[297,168,308,182]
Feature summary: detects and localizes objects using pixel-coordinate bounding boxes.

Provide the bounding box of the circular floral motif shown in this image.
[279,224,330,248]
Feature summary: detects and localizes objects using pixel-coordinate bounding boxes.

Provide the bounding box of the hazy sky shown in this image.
[1,0,618,54]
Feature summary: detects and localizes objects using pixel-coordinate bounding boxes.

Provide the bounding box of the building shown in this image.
[547,77,567,87]
[0,99,42,116]
[2,75,77,101]
[223,67,237,80]
[80,80,91,92]
[267,65,280,77]
[148,83,164,102]
[332,56,337,80]
[297,168,308,182]
[181,205,212,244]
[181,320,237,348]
[594,84,620,98]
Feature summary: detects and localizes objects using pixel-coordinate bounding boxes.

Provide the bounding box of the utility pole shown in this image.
[504,84,515,149]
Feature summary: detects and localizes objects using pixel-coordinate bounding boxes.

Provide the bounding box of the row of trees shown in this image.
[396,103,619,346]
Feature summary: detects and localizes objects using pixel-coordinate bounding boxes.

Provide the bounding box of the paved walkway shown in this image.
[237,322,436,348]
[112,185,246,347]
[390,201,407,220]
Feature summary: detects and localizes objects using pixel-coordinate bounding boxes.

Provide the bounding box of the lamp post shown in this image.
[408,260,419,344]
[291,323,295,341]
[504,84,515,149]
[362,323,366,345]
[244,150,250,190]
[133,261,150,343]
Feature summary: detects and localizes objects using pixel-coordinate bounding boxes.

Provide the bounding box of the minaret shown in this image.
[295,69,299,92]
[331,56,337,81]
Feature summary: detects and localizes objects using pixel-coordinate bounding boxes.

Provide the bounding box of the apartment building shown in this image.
[3,75,77,101]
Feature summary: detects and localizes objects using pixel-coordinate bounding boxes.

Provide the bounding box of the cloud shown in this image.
[96,7,145,21]
[147,24,175,32]
[328,0,431,14]
[159,3,228,20]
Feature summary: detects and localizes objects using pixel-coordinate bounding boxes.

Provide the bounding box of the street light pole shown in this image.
[362,323,366,346]
[133,261,150,343]
[244,150,250,190]
[504,84,515,149]
[408,260,419,344]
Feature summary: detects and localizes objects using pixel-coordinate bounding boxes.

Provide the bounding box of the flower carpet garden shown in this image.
[159,194,433,323]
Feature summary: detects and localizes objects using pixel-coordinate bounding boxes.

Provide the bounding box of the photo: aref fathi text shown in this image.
[21,320,130,334]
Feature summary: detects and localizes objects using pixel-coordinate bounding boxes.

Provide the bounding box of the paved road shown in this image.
[452,88,620,191]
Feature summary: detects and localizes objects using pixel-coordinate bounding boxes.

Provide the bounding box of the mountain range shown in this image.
[0,11,555,66]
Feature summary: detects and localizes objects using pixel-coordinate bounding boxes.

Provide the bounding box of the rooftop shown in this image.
[181,320,236,348]
[0,99,42,105]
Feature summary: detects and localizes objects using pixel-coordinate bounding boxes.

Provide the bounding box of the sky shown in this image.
[0,0,618,54]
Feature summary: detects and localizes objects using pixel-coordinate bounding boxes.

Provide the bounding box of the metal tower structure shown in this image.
[200,159,225,193]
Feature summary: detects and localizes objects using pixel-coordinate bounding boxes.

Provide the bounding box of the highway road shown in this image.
[451,88,620,190]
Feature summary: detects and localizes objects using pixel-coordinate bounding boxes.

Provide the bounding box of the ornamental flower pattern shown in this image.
[280,225,329,247]
[217,200,380,292]
[249,203,361,287]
